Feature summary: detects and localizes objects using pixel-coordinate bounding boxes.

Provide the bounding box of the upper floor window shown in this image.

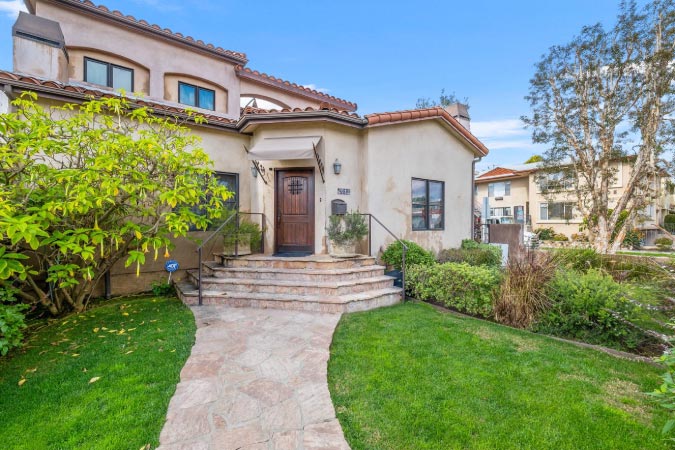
[538,171,573,192]
[488,181,510,197]
[84,57,133,92]
[540,202,575,221]
[179,82,215,111]
[412,178,444,231]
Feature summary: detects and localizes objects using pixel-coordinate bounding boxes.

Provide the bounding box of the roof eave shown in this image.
[0,77,239,132]
[52,0,248,65]
[237,111,366,132]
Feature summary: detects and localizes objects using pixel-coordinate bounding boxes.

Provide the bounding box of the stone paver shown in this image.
[158,306,350,450]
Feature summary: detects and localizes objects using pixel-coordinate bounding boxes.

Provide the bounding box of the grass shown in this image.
[0,295,195,450]
[617,251,675,258]
[329,302,671,450]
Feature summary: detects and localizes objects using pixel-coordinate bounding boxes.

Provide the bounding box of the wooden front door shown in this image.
[275,169,315,254]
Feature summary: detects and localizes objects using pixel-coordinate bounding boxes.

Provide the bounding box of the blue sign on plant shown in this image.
[164,260,179,273]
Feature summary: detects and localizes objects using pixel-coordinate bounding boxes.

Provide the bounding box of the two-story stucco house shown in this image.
[1,0,489,308]
[475,160,672,244]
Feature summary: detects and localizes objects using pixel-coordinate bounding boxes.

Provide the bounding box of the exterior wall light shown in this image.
[251,166,258,178]
[333,159,342,175]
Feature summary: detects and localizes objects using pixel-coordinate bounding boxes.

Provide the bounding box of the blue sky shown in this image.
[0,0,637,172]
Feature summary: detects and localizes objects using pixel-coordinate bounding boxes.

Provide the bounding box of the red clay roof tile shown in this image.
[0,70,237,126]
[62,1,247,63]
[236,66,357,112]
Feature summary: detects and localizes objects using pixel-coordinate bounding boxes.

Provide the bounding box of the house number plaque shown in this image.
[337,188,351,195]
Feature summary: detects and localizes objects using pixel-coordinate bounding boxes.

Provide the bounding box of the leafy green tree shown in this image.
[0,93,232,315]
[416,89,468,109]
[524,154,543,164]
[523,0,675,253]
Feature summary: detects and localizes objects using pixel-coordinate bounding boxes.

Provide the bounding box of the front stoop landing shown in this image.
[175,254,403,313]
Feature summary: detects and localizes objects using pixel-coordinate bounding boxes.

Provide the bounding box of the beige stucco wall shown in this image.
[239,78,325,110]
[164,73,228,114]
[245,122,366,255]
[34,1,242,118]
[475,176,529,223]
[13,36,68,81]
[364,120,475,255]
[67,47,151,94]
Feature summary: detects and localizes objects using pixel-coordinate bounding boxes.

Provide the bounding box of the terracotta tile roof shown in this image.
[366,107,489,156]
[56,0,247,64]
[0,70,237,126]
[236,66,357,112]
[240,104,361,119]
[476,166,534,181]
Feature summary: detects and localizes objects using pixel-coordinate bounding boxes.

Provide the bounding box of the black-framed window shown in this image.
[84,57,133,92]
[216,172,238,211]
[178,82,215,110]
[412,178,445,231]
[189,172,238,231]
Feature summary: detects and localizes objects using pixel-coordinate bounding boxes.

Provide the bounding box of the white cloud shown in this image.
[303,84,330,94]
[0,0,27,19]
[470,118,539,151]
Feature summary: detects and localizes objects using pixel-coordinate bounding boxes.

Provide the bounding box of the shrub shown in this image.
[327,212,368,246]
[437,248,501,267]
[552,248,604,272]
[150,281,175,297]
[534,269,644,350]
[553,233,569,242]
[0,288,28,356]
[494,253,556,328]
[534,227,556,241]
[570,233,588,242]
[665,214,675,225]
[655,237,673,251]
[381,240,435,271]
[407,262,501,317]
[650,334,675,436]
[622,229,643,249]
[460,239,481,249]
[222,215,263,251]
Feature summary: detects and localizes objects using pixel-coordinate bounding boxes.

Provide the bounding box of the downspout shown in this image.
[471,156,482,239]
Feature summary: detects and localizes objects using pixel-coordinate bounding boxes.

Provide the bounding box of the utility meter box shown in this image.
[331,199,347,215]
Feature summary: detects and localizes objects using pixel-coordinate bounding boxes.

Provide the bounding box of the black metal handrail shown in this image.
[195,211,266,306]
[358,213,409,298]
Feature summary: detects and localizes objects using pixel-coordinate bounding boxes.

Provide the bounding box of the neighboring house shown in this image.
[2,0,488,295]
[475,160,673,243]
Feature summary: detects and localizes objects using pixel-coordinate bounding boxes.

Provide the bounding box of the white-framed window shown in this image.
[490,207,512,217]
[540,202,575,221]
[488,181,511,197]
[538,172,573,192]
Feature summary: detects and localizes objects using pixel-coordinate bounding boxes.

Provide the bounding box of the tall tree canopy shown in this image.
[0,93,232,315]
[523,0,675,253]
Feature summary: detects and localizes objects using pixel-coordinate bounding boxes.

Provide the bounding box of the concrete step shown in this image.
[201,261,388,281]
[175,282,403,313]
[187,270,395,296]
[216,254,377,270]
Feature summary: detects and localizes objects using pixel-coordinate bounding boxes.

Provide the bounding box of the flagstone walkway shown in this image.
[157,306,350,450]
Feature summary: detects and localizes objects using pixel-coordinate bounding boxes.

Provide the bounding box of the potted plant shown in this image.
[327,211,368,257]
[221,216,263,256]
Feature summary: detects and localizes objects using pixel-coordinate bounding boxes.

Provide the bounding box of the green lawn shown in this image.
[617,251,675,258]
[0,296,195,450]
[329,302,670,450]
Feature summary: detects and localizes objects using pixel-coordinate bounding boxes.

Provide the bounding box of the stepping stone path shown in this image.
[158,306,350,450]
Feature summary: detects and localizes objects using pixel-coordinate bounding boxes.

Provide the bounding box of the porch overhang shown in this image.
[247,136,322,160]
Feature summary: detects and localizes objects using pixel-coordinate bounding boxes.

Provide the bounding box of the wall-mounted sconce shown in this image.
[251,165,258,178]
[333,159,342,175]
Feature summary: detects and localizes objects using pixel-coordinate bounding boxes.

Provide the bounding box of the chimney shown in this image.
[12,12,68,83]
[444,102,470,131]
